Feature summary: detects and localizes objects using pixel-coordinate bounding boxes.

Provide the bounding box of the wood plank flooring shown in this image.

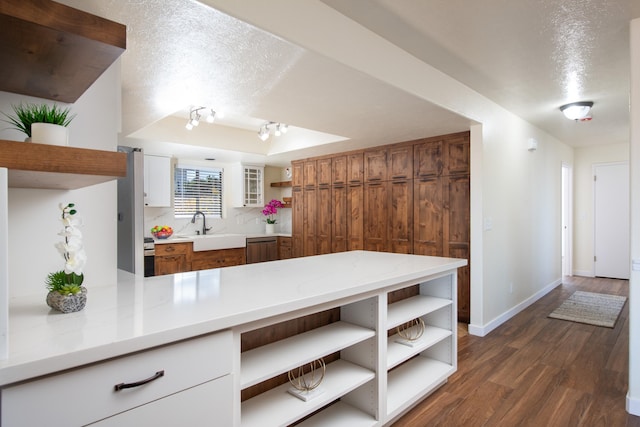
[392,275,640,426]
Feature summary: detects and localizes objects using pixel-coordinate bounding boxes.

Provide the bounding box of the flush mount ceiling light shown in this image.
[185,106,223,130]
[257,121,288,141]
[559,101,594,121]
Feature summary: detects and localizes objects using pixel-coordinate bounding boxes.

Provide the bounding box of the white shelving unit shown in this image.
[237,272,457,426]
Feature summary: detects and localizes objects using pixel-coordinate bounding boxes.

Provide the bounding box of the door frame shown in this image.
[562,162,573,277]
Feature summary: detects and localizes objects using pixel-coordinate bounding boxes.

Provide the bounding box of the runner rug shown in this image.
[548,290,627,328]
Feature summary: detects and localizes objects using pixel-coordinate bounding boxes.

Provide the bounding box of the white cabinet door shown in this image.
[232,164,264,207]
[144,155,172,207]
[89,375,233,427]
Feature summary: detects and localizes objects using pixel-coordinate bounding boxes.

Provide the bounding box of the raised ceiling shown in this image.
[58,0,639,165]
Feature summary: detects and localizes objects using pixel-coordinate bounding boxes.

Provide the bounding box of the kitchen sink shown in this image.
[175,234,246,251]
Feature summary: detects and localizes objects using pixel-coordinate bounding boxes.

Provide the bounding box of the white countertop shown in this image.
[153,232,291,245]
[0,251,465,386]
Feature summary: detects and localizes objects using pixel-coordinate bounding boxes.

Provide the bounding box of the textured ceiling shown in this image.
[58,0,637,164]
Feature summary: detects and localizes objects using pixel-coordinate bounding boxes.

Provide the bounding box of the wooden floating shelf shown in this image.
[0,140,127,189]
[270,181,292,187]
[0,0,126,102]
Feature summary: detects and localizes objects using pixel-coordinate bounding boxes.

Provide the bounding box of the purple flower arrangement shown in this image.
[262,199,283,224]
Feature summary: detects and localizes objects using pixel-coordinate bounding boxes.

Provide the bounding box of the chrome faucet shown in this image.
[191,211,211,235]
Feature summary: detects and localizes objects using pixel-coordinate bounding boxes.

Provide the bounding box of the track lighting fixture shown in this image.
[185,106,221,130]
[257,121,288,141]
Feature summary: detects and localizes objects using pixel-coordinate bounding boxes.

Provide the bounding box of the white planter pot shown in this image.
[266,223,275,234]
[31,123,68,146]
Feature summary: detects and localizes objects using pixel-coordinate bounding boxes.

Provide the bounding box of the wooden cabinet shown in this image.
[192,247,246,270]
[388,179,413,254]
[303,187,317,256]
[413,177,443,256]
[1,332,232,426]
[347,153,364,184]
[155,242,190,275]
[143,154,171,207]
[363,181,388,251]
[316,157,332,187]
[277,236,292,259]
[331,185,347,252]
[303,160,316,188]
[245,237,278,264]
[347,183,364,250]
[414,140,443,178]
[316,185,332,254]
[291,187,304,257]
[389,145,413,180]
[364,148,387,182]
[291,161,303,188]
[331,155,347,185]
[443,174,471,322]
[444,134,471,176]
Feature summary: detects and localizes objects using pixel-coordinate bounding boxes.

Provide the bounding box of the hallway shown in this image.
[393,276,640,426]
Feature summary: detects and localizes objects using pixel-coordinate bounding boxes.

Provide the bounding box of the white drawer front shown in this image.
[89,375,233,427]
[2,331,232,427]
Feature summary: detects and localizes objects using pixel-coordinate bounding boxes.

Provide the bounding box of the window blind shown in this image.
[174,166,223,218]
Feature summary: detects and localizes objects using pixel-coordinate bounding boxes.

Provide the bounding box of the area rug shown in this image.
[548,291,627,328]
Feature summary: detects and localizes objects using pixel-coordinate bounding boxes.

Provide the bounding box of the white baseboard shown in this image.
[627,392,640,416]
[468,278,562,337]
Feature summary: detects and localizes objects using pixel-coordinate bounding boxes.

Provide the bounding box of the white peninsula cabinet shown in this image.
[0,251,465,427]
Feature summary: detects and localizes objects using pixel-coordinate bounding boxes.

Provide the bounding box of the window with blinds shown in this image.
[174,165,223,218]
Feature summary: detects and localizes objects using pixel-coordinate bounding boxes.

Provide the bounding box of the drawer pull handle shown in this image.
[114,370,165,391]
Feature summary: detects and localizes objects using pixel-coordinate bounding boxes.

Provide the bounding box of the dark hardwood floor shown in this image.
[393,275,640,426]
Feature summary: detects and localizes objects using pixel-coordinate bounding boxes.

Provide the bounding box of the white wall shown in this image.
[573,143,629,277]
[627,17,640,416]
[0,61,121,298]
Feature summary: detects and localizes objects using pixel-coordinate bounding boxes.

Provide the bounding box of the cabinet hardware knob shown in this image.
[114,370,165,391]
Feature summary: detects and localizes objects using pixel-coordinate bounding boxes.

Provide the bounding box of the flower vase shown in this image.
[266,223,275,234]
[46,286,87,313]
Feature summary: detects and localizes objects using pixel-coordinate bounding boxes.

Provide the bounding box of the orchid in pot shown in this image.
[262,199,283,234]
[46,203,88,313]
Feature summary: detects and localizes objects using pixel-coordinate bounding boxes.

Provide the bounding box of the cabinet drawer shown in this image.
[155,242,189,256]
[1,331,232,427]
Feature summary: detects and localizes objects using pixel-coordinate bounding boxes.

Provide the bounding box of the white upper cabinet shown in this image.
[144,155,172,207]
[232,164,264,207]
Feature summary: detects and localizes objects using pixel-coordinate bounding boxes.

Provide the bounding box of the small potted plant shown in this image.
[1,102,75,145]
[46,203,87,313]
[262,199,283,234]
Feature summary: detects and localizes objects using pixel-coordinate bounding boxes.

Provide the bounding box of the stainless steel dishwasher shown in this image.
[245,236,278,264]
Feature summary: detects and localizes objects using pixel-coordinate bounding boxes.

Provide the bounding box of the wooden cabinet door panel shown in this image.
[278,237,292,259]
[303,187,317,256]
[388,180,413,254]
[332,185,347,252]
[347,184,364,250]
[444,134,470,176]
[155,254,187,276]
[316,185,332,255]
[292,161,303,188]
[364,182,388,251]
[347,153,364,184]
[364,149,387,182]
[303,160,316,188]
[292,187,304,257]
[414,140,443,178]
[388,145,413,180]
[413,178,442,256]
[332,155,347,186]
[317,158,332,187]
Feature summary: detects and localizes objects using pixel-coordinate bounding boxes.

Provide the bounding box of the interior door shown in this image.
[594,162,629,279]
